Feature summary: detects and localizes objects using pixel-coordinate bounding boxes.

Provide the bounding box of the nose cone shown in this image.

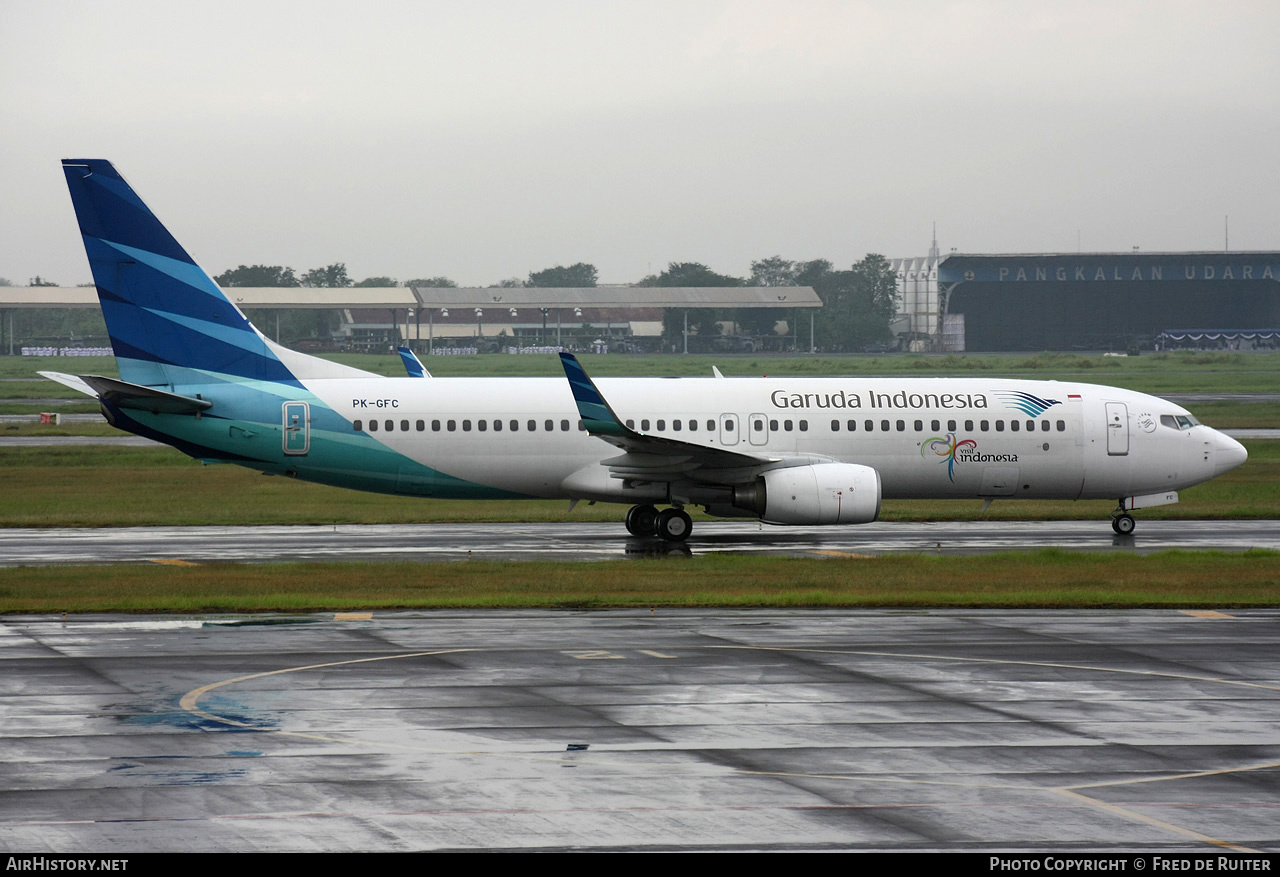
[1213,431,1248,476]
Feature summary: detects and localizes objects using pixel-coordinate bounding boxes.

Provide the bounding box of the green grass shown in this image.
[7,350,1280,389]
[1,440,1276,527]
[2,550,1278,613]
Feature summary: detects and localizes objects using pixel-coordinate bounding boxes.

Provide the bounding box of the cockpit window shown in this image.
[1161,414,1199,431]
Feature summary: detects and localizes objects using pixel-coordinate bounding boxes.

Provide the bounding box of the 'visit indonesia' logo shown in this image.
[922,434,976,482]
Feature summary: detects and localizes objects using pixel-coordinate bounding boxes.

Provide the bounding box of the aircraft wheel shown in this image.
[657,508,693,542]
[1112,513,1136,536]
[626,504,659,537]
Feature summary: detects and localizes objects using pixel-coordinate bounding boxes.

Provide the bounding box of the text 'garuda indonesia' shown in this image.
[770,389,989,410]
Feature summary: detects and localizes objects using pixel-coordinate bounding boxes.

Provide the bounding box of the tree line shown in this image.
[210,255,898,352]
[4,255,900,352]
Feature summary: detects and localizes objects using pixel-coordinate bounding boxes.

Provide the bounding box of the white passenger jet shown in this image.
[44,159,1247,541]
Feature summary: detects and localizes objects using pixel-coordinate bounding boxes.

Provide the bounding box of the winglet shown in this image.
[558,352,631,437]
[397,346,431,378]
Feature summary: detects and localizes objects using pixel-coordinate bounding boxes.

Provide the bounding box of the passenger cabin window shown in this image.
[848,420,857,431]
[641,419,650,431]
[447,420,456,431]
[784,420,793,431]
[656,420,665,431]
[353,420,362,431]
[1041,420,1050,432]
[881,420,889,431]
[510,420,519,432]
[1056,420,1066,431]
[673,419,682,431]
[965,420,974,431]
[799,420,808,432]
[432,420,441,431]
[896,420,905,432]
[948,420,957,432]
[369,420,378,431]
[771,419,779,431]
[578,421,586,431]
[560,420,570,431]
[384,420,393,431]
[1010,420,1019,432]
[980,420,989,431]
[463,420,472,431]
[625,419,634,429]
[689,420,698,431]
[545,420,554,431]
[914,420,923,432]
[865,420,874,431]
[831,419,840,431]
[528,420,536,431]
[416,420,424,431]
[477,420,486,432]
[996,420,1005,432]
[931,420,940,432]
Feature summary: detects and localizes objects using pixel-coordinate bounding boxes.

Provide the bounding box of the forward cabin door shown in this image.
[1105,401,1129,456]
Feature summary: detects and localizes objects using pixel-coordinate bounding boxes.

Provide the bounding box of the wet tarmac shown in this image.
[1,609,1276,852]
[1,519,1278,566]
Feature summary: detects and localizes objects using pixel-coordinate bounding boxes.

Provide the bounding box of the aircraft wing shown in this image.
[559,352,784,483]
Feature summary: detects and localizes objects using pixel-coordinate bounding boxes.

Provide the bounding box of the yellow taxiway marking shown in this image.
[713,645,1280,695]
[1179,610,1234,618]
[333,612,373,621]
[1051,788,1257,852]
[148,558,199,566]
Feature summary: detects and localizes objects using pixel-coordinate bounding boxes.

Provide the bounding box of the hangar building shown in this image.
[892,250,1280,352]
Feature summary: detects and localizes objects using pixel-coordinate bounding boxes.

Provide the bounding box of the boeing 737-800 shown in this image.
[45,159,1248,541]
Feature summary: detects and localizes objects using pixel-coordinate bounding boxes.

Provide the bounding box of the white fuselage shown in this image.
[299,374,1245,504]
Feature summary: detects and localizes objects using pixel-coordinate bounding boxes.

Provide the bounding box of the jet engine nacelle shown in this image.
[734,463,882,525]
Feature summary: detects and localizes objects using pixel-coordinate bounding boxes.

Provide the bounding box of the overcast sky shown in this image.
[2,0,1277,287]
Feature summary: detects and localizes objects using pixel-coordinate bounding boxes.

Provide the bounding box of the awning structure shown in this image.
[2,286,820,310]
[1157,329,1280,342]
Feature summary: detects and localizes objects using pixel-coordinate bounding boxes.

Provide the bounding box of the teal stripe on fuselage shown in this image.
[116,373,527,500]
[123,408,529,499]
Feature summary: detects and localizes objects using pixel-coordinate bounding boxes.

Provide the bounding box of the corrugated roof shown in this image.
[4,286,821,309]
[409,287,820,308]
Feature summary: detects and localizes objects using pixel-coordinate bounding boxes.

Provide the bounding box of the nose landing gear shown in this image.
[625,504,693,542]
[1111,504,1136,536]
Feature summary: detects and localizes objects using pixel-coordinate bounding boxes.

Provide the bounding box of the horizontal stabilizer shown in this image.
[37,371,98,398]
[78,375,212,414]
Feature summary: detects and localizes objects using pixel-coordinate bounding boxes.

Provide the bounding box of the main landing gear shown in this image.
[625,504,692,542]
[1111,503,1136,536]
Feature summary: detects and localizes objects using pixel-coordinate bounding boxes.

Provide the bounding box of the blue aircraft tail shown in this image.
[61,159,370,388]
